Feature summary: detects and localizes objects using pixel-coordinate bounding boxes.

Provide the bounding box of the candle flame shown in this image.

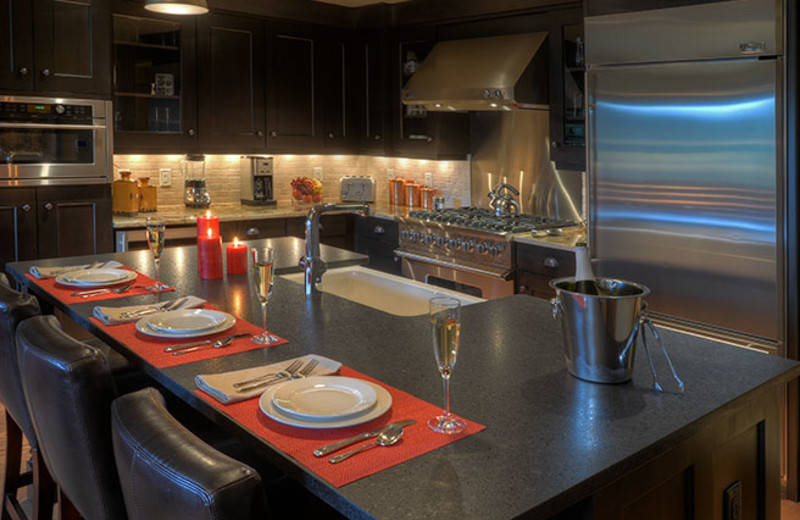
[233,237,239,247]
[207,227,212,238]
[206,210,211,219]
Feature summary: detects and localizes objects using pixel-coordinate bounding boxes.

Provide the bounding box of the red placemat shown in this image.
[195,366,486,487]
[25,270,173,305]
[90,312,288,368]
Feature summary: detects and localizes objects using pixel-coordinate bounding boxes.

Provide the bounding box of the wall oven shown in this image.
[0,95,112,186]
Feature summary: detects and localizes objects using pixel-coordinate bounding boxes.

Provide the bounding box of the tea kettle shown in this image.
[488,183,520,217]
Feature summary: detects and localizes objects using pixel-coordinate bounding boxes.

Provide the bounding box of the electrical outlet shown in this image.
[387,168,395,180]
[159,168,171,187]
[424,172,433,186]
[312,166,323,180]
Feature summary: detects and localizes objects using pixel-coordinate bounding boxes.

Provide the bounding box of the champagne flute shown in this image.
[251,247,278,344]
[428,296,467,434]
[145,217,167,291]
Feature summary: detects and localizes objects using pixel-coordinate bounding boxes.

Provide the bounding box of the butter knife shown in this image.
[164,333,251,353]
[313,420,416,457]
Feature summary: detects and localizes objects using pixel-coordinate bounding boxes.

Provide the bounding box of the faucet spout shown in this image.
[303,203,370,297]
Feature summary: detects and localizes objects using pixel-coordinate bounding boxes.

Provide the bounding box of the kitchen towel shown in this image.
[196,354,342,404]
[93,296,205,325]
[89,308,289,369]
[194,366,486,488]
[29,260,123,279]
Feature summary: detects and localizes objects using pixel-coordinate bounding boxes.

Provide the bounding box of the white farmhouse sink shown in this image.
[281,266,484,316]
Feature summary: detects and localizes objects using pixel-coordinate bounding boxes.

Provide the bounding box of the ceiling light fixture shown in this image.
[145,0,208,15]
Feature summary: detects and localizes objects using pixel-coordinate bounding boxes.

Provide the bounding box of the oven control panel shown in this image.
[0,102,93,123]
[398,221,513,270]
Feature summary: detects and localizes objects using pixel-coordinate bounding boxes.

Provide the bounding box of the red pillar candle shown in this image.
[197,210,219,238]
[198,227,223,279]
[226,237,248,274]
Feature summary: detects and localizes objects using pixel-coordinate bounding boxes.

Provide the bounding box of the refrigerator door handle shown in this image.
[585,71,598,256]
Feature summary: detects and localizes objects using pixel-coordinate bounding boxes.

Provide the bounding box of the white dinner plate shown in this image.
[146,309,229,334]
[55,268,136,288]
[272,376,378,420]
[135,309,236,339]
[259,380,392,429]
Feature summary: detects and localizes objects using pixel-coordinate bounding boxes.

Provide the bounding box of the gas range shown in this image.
[398,207,577,271]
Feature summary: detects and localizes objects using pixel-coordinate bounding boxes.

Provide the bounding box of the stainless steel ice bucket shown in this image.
[550,277,650,384]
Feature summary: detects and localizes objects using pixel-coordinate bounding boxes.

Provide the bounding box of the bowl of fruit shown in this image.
[290,177,323,204]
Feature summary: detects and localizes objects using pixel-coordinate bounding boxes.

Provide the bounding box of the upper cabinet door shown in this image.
[318,30,355,152]
[112,5,198,152]
[198,14,266,151]
[355,32,388,154]
[266,23,322,152]
[32,0,111,95]
[0,0,34,91]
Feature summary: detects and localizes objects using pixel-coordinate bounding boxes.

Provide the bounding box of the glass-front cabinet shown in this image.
[112,8,197,152]
[562,23,585,148]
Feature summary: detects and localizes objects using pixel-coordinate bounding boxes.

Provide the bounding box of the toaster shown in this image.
[340,176,375,202]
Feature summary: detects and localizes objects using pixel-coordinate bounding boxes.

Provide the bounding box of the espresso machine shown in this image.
[240,155,276,206]
[182,154,211,208]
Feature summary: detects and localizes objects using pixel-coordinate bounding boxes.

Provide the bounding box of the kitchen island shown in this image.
[6,238,798,520]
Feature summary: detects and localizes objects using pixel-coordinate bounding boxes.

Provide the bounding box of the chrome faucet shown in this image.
[302,202,370,297]
[488,183,521,217]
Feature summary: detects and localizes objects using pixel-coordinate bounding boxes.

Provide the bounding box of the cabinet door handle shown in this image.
[408,134,434,143]
[187,128,196,136]
[373,134,381,141]
[373,225,385,235]
[270,130,279,138]
[543,257,559,268]
[519,284,529,293]
[44,202,53,211]
[18,67,28,76]
[21,204,31,212]
[327,132,335,140]
[41,68,50,77]
[257,130,264,137]
[246,227,259,236]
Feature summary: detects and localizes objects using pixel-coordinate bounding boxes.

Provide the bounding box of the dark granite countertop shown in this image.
[7,241,799,520]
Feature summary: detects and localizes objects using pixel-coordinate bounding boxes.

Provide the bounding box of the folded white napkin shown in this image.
[92,296,206,325]
[30,261,123,279]
[196,354,342,404]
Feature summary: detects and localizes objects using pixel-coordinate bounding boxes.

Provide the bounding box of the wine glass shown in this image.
[145,217,167,291]
[250,247,279,344]
[428,296,467,434]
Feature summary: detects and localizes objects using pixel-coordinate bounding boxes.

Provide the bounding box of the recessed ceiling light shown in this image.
[145,0,208,15]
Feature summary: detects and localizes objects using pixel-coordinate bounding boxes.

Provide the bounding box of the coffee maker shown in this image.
[240,155,276,206]
[182,154,211,208]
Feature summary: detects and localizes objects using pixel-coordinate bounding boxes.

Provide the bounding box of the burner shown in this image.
[407,207,577,234]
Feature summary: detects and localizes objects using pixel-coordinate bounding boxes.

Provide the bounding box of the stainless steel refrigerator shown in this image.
[585,0,784,347]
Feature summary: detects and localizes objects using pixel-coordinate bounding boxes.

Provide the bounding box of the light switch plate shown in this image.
[159,168,171,187]
[424,172,433,186]
[387,168,395,180]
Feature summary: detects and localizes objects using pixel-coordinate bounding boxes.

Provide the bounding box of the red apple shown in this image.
[312,193,322,202]
[302,194,313,203]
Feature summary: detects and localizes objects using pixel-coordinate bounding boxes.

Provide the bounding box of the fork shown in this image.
[119,296,188,320]
[235,359,316,393]
[233,359,304,388]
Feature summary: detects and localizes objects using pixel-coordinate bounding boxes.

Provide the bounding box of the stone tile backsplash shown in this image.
[113,154,471,209]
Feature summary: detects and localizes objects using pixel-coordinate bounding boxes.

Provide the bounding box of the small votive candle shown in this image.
[197,210,219,238]
[226,237,248,274]
[198,227,223,279]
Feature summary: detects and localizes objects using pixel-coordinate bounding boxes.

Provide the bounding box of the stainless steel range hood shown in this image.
[401,32,549,112]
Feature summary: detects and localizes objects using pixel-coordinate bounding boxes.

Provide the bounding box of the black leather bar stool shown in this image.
[16,315,128,520]
[0,274,55,520]
[111,388,269,520]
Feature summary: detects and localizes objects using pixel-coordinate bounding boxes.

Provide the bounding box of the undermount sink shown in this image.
[281,266,484,316]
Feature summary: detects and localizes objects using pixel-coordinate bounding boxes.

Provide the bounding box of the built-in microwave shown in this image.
[0,95,113,186]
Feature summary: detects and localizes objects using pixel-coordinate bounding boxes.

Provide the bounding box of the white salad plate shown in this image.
[56,268,136,288]
[146,309,229,334]
[135,309,235,339]
[272,376,378,420]
[259,379,391,429]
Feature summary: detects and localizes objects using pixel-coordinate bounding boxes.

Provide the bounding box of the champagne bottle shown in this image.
[574,242,603,295]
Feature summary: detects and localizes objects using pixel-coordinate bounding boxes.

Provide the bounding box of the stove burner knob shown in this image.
[400,230,409,241]
[466,240,476,252]
[425,233,435,245]
[448,238,457,249]
[477,241,489,254]
[489,244,501,256]
[412,231,422,242]
[436,236,446,247]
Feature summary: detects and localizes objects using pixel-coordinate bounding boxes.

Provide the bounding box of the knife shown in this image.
[313,420,416,457]
[164,333,250,353]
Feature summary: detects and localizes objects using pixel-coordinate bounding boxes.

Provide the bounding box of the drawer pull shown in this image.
[373,225,385,235]
[543,257,559,268]
[246,227,260,236]
[21,204,31,212]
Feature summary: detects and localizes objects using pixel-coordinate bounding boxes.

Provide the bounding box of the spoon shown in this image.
[171,333,252,356]
[328,426,404,464]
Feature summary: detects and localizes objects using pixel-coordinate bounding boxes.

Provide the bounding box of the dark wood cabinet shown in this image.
[37,185,113,259]
[112,4,198,152]
[515,243,575,299]
[318,31,356,152]
[0,185,112,272]
[355,33,389,154]
[0,0,110,96]
[266,23,321,152]
[0,188,37,273]
[286,214,354,250]
[354,216,400,275]
[198,14,266,151]
[219,218,284,242]
[389,27,469,160]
